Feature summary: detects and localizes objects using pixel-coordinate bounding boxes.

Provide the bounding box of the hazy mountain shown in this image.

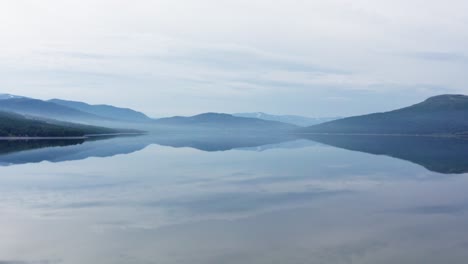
[0,94,302,132]
[0,94,153,128]
[153,113,298,132]
[0,111,117,137]
[301,94,468,135]
[49,99,152,123]
[0,94,25,100]
[234,112,339,126]
[0,97,107,123]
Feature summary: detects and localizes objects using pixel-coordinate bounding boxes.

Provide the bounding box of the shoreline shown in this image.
[0,137,86,140]
[292,132,468,138]
[0,132,146,141]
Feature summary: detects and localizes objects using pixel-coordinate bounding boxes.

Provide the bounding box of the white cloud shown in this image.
[0,0,467,116]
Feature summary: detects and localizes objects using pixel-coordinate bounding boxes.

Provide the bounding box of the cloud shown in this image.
[1,0,468,116]
[404,52,468,62]
[148,46,351,75]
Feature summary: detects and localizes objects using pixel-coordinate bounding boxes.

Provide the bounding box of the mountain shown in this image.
[0,97,107,123]
[49,99,152,123]
[301,94,468,135]
[234,112,339,126]
[153,113,298,132]
[0,94,300,132]
[0,94,25,100]
[0,94,152,126]
[0,111,117,137]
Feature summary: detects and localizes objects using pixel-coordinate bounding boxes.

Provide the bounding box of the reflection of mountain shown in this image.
[0,139,85,156]
[149,134,296,151]
[0,134,297,166]
[302,134,468,174]
[3,133,467,174]
[238,139,320,152]
[0,136,149,166]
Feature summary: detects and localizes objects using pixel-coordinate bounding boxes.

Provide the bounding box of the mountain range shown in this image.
[0,94,151,125]
[0,97,105,123]
[0,111,118,137]
[0,94,301,134]
[0,93,468,137]
[234,112,339,126]
[49,99,152,122]
[153,113,297,132]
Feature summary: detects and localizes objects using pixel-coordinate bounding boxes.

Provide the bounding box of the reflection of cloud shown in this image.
[396,204,468,215]
[33,189,352,216]
[231,175,317,185]
[150,189,352,214]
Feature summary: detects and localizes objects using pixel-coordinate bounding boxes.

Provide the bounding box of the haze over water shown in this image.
[0,134,467,264]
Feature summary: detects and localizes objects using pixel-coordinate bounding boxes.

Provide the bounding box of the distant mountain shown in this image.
[0,111,117,137]
[0,94,25,100]
[0,97,107,123]
[153,113,298,132]
[301,94,468,135]
[0,94,153,126]
[234,112,339,126]
[49,99,152,123]
[0,94,314,132]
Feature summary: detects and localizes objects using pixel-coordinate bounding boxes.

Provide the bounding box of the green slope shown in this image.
[0,111,117,137]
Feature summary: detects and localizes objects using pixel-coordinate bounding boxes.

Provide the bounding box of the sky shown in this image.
[1,0,468,118]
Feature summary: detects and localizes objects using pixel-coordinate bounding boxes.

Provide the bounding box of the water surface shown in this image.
[0,134,467,264]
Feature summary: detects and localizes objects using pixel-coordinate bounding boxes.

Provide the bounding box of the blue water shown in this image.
[0,134,467,264]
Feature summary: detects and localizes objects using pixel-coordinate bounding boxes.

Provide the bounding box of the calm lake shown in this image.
[0,134,468,264]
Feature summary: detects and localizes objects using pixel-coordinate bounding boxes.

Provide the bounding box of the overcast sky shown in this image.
[1,0,467,117]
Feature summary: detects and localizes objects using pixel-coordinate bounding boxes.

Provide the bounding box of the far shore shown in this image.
[292,132,468,138]
[0,136,87,140]
[0,132,146,140]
